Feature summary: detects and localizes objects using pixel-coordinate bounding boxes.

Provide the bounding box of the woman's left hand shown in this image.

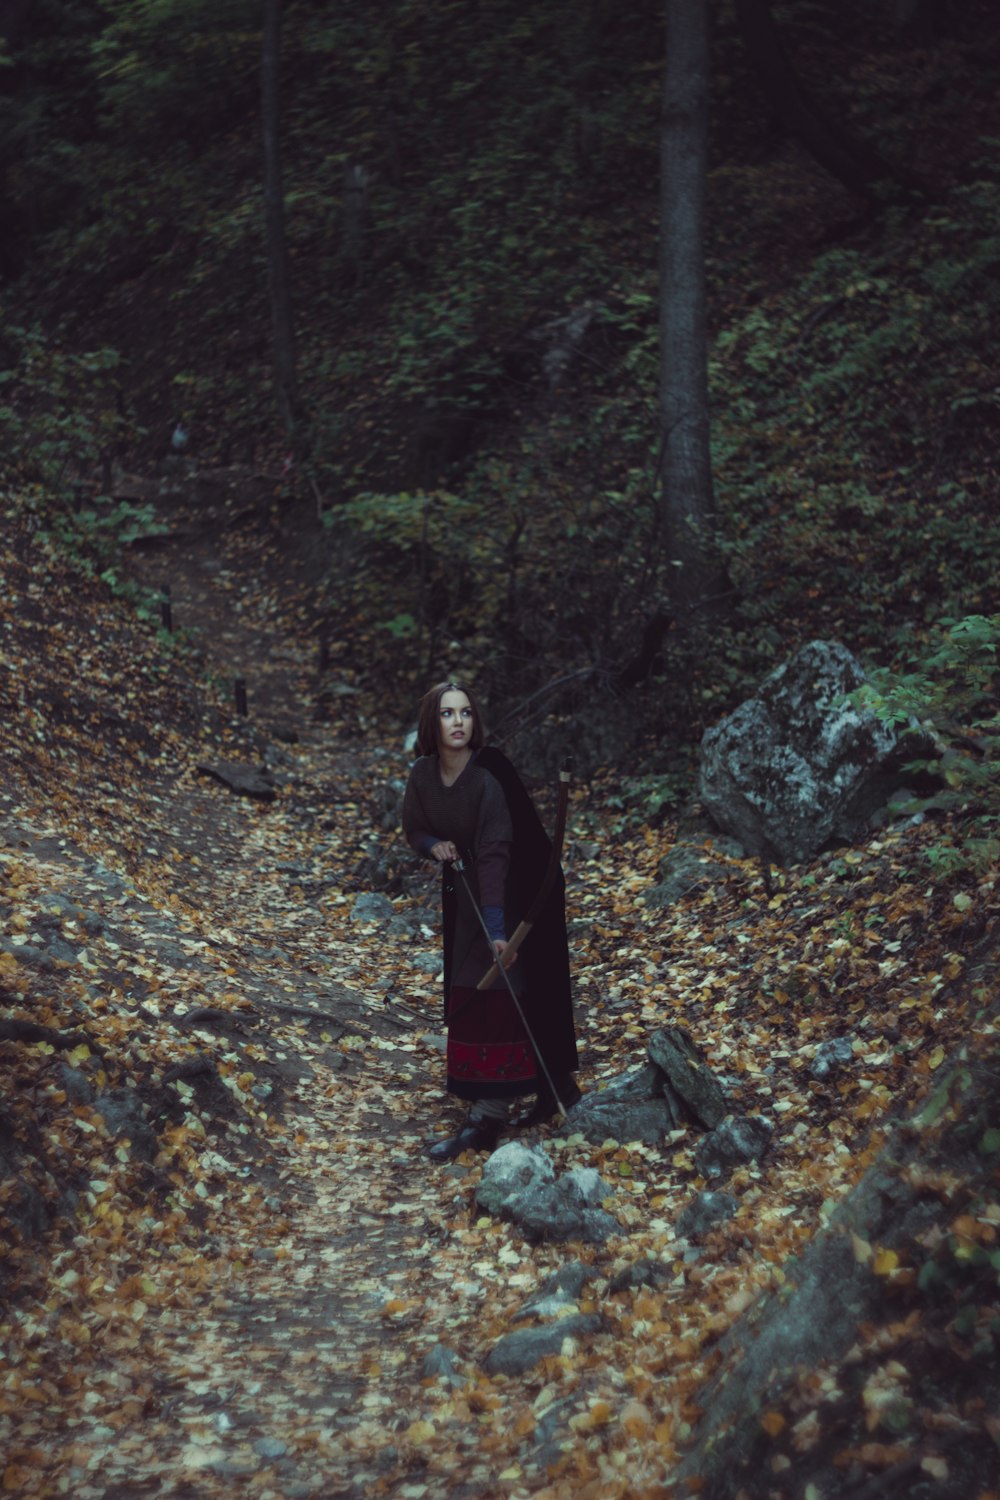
[493,939,517,968]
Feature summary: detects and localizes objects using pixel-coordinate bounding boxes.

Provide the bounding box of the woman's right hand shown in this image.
[430,840,459,863]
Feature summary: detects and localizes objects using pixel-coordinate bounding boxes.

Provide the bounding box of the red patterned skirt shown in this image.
[445,984,538,1101]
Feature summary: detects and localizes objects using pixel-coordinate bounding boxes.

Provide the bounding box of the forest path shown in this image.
[11,470,999,1500]
[75,1051,508,1500]
[58,472,560,1499]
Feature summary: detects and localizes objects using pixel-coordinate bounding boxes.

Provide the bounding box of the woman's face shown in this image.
[438,689,474,753]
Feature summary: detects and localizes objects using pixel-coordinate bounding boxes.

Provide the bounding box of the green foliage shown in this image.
[93,0,260,151]
[4,0,999,768]
[387,290,505,419]
[602,771,690,831]
[853,614,1000,876]
[712,170,1000,638]
[0,325,133,488]
[0,0,106,263]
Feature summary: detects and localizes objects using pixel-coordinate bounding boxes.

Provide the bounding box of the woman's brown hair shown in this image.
[415,681,486,757]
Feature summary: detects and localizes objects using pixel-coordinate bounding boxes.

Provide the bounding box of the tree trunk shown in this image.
[734,0,921,200]
[659,0,728,626]
[261,0,299,438]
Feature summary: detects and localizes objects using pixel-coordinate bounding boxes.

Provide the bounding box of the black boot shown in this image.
[514,1078,582,1128]
[426,1116,500,1163]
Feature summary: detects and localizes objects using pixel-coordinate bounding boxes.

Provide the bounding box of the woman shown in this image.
[402,681,579,1161]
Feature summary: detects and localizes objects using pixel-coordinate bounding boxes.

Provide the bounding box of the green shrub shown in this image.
[853,614,1000,875]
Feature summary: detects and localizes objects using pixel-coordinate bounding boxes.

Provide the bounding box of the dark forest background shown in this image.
[2,0,998,795]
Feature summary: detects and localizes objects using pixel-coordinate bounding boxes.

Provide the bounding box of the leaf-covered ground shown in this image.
[2,482,998,1498]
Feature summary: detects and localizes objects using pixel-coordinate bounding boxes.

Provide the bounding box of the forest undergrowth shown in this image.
[2,488,998,1497]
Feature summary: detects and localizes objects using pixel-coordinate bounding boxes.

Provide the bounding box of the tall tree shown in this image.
[261,0,298,437]
[658,0,728,625]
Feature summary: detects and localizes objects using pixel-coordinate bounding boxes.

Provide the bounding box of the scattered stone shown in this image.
[515,1168,619,1245]
[195,761,276,801]
[378,776,408,832]
[569,1095,679,1146]
[92,1090,158,1162]
[810,1036,856,1079]
[45,933,83,965]
[475,1142,555,1217]
[676,1190,738,1240]
[483,1313,604,1376]
[59,1064,94,1105]
[37,894,105,936]
[694,1114,773,1181]
[608,1257,672,1295]
[597,1062,669,1101]
[177,1006,244,1035]
[0,1176,49,1241]
[520,1262,595,1319]
[210,1460,258,1479]
[476,1147,616,1244]
[521,1394,578,1471]
[421,1343,463,1387]
[644,836,744,908]
[647,1026,728,1128]
[252,1437,287,1460]
[269,723,300,744]
[350,892,394,923]
[698,639,907,864]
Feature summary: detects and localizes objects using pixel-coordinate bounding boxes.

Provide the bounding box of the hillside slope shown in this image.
[2,470,999,1496]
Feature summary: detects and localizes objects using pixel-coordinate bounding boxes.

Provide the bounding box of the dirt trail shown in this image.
[42,477,541,1498]
[76,1061,498,1500]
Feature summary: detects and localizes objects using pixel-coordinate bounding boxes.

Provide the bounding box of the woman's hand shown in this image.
[430,840,459,863]
[493,939,517,968]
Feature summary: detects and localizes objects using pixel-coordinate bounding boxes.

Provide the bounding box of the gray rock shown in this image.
[522,1394,578,1470]
[569,1095,679,1146]
[608,1257,672,1295]
[673,1141,939,1494]
[421,1343,463,1386]
[644,843,737,908]
[598,1062,668,1101]
[519,1289,579,1319]
[810,1035,856,1079]
[196,761,276,801]
[43,935,83,966]
[676,1190,738,1239]
[60,1065,94,1105]
[253,1437,287,1460]
[350,892,394,923]
[477,1150,616,1244]
[475,1142,555,1217]
[37,894,105,936]
[694,1114,773,1181]
[1,940,45,969]
[647,1026,728,1128]
[93,1090,158,1162]
[210,1461,258,1479]
[378,776,408,831]
[483,1313,604,1376]
[698,640,904,864]
[518,1262,598,1321]
[410,953,441,975]
[515,1168,618,1245]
